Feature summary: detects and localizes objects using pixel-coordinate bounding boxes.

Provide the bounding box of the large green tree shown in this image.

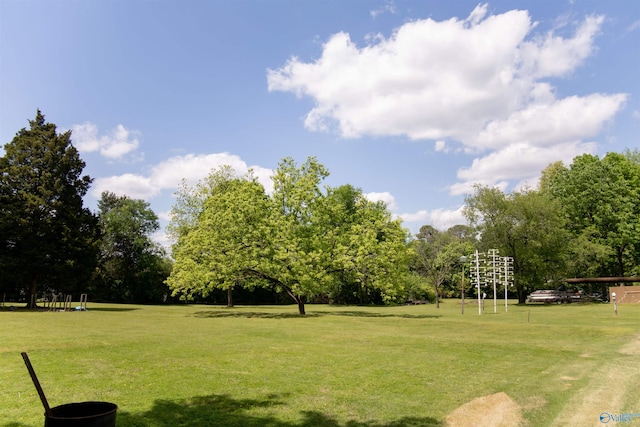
[319,184,411,305]
[259,158,410,313]
[254,157,332,314]
[167,167,269,307]
[464,186,568,302]
[92,192,170,303]
[0,110,100,307]
[167,157,409,315]
[545,152,640,277]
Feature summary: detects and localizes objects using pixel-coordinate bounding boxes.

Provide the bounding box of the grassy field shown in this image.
[1,300,638,426]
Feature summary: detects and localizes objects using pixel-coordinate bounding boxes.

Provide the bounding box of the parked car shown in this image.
[526,289,577,304]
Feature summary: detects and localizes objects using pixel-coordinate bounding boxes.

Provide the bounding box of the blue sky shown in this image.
[1,0,638,246]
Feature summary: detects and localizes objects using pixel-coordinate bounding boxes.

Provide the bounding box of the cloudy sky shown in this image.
[1,0,638,246]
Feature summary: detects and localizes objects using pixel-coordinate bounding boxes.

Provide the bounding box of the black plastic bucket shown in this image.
[44,401,117,427]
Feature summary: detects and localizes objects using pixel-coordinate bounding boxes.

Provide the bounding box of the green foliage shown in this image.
[0,110,100,306]
[462,149,640,302]
[167,158,410,314]
[411,225,475,307]
[168,168,269,304]
[258,157,332,313]
[401,272,436,302]
[546,152,640,277]
[91,192,170,303]
[322,188,411,305]
[464,186,568,302]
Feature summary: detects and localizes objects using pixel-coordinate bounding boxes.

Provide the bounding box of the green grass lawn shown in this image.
[1,300,638,426]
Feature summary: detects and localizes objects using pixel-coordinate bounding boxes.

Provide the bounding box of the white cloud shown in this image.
[72,123,141,160]
[268,5,626,197]
[267,5,534,140]
[627,20,640,32]
[473,93,626,150]
[370,1,397,18]
[434,140,448,153]
[449,141,597,195]
[91,173,156,199]
[157,210,173,222]
[426,206,468,230]
[399,206,467,231]
[364,191,398,211]
[519,15,604,78]
[91,153,274,200]
[148,153,249,189]
[363,191,466,231]
[150,229,173,252]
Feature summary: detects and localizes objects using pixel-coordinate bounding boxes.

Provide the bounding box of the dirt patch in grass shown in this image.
[445,392,524,427]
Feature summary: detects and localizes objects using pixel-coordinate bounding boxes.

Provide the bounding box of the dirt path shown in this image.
[550,334,640,427]
[445,392,524,427]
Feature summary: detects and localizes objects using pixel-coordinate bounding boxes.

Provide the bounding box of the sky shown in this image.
[1,0,639,247]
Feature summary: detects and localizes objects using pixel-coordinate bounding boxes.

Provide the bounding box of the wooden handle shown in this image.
[21,352,52,416]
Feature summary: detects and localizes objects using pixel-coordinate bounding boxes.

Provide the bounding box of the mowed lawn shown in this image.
[1,300,638,426]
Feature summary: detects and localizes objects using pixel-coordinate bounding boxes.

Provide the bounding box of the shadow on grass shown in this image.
[193,311,320,319]
[85,307,140,312]
[315,311,442,319]
[117,394,443,427]
[192,310,441,320]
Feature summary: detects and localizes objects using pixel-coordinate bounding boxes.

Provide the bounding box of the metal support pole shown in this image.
[475,250,482,315]
[460,256,467,315]
[505,277,508,312]
[502,256,513,313]
[491,250,498,314]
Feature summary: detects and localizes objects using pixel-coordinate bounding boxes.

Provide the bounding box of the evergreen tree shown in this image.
[0,110,99,307]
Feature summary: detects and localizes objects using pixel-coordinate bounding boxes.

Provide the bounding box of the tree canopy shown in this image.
[167,167,269,307]
[3,111,636,308]
[167,157,410,314]
[464,185,569,302]
[411,225,475,307]
[544,151,640,277]
[91,192,171,303]
[0,110,100,307]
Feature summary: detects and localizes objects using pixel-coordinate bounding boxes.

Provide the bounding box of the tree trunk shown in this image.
[26,277,38,309]
[616,246,625,278]
[297,296,306,315]
[227,287,233,308]
[517,283,526,304]
[435,284,440,308]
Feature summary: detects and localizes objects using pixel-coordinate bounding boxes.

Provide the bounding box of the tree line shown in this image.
[2,111,638,310]
[0,111,170,308]
[464,150,640,302]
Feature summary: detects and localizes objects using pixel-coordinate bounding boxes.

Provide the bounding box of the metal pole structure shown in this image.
[488,249,499,314]
[460,256,467,314]
[503,257,513,313]
[504,257,508,312]
[475,250,482,315]
[505,274,508,312]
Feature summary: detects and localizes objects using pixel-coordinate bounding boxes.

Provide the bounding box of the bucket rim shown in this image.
[46,401,117,420]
